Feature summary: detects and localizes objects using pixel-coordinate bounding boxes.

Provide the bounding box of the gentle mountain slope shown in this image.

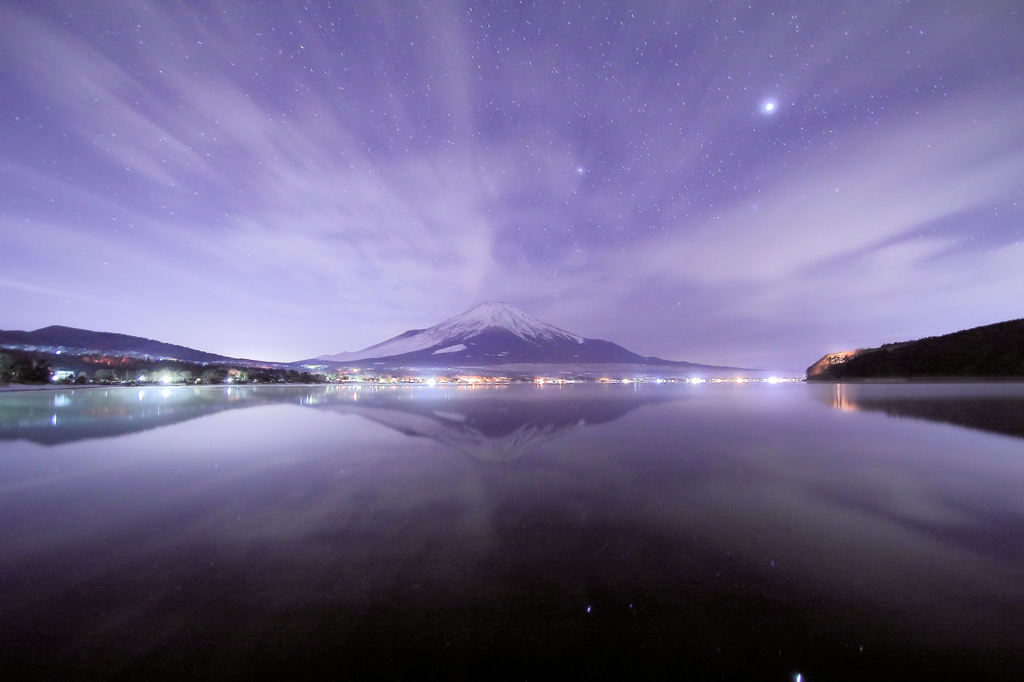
[806,319,1024,380]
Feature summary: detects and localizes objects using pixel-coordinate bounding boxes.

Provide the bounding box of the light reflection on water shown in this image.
[0,383,1023,679]
[826,382,1024,438]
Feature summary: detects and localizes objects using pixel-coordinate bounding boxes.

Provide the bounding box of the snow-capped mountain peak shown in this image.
[318,302,583,363]
[435,302,584,345]
[309,300,734,371]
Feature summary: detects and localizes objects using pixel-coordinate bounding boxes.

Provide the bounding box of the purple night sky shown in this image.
[1,1,1021,370]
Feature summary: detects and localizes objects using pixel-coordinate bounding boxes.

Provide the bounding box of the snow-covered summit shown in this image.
[318,302,583,363]
[437,302,584,345]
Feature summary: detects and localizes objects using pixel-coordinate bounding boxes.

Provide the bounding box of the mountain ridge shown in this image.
[0,325,272,367]
[1,302,754,374]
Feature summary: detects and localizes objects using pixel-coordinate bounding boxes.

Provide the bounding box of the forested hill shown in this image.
[806,319,1024,380]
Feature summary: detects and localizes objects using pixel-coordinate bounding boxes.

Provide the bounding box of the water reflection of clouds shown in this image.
[822,382,1024,439]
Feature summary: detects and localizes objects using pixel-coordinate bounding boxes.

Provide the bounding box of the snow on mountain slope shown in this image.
[443,301,584,344]
[318,302,583,362]
[433,344,467,354]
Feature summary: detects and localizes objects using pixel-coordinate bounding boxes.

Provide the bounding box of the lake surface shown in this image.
[1,383,1023,680]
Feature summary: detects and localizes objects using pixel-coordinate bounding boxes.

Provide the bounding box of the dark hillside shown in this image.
[807,319,1024,380]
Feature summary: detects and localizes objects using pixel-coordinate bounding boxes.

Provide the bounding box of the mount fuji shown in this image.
[310,301,736,372]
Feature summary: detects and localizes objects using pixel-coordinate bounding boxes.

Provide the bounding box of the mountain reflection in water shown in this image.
[824,383,1024,439]
[0,384,680,461]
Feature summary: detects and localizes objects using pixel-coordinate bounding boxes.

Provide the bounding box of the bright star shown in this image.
[762,99,778,114]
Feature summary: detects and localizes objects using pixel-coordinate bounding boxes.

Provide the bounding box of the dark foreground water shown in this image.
[1,383,1023,680]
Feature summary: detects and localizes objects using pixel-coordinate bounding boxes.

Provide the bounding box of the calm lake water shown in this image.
[1,383,1023,680]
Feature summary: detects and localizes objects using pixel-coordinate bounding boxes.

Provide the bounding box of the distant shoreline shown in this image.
[7,377,1024,393]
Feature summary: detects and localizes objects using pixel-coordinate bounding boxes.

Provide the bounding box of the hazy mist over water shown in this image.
[2,383,1023,679]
